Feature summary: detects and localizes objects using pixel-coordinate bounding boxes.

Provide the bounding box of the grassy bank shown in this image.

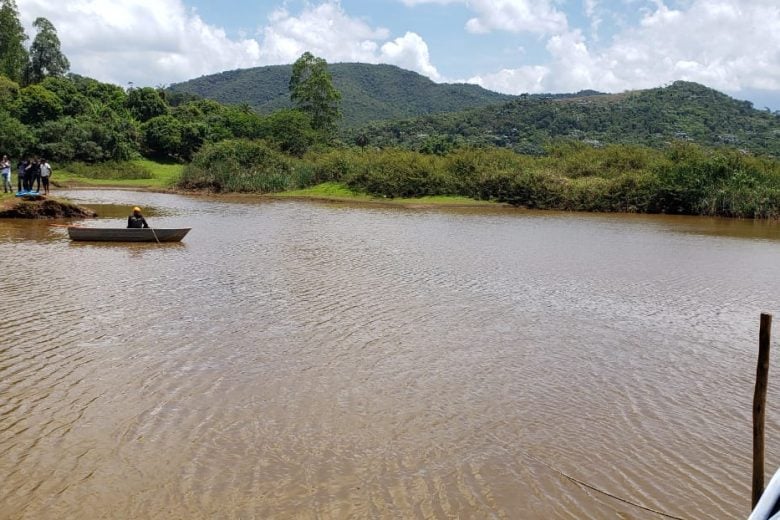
[55,159,184,189]
[273,182,495,206]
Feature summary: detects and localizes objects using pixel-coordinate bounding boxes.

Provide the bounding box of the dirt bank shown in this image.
[0,196,97,219]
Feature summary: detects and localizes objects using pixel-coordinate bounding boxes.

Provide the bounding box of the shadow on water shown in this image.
[67,241,186,256]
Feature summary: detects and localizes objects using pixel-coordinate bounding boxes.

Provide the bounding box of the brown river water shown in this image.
[2,189,780,519]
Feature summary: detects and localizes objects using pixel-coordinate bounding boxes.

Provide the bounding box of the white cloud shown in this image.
[16,0,440,87]
[18,0,262,87]
[257,3,389,64]
[380,32,441,81]
[463,0,568,34]
[583,0,602,40]
[469,0,780,97]
[399,0,568,35]
[258,3,440,79]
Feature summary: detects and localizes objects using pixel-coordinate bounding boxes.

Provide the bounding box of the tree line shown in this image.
[0,2,342,164]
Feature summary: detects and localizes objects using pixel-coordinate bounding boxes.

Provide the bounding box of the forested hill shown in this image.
[353,81,780,156]
[167,63,516,127]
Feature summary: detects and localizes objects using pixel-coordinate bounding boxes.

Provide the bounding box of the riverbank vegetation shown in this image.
[178,139,780,218]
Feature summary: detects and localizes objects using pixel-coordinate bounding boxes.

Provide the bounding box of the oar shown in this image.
[149,226,161,244]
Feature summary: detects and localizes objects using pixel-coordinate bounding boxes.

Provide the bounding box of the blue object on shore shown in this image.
[15,190,39,197]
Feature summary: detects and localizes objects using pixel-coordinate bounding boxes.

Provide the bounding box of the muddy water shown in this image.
[2,189,780,519]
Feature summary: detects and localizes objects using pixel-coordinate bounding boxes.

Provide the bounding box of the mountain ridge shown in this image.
[167,62,519,127]
[168,62,779,156]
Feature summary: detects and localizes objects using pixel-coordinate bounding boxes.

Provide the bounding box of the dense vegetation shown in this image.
[180,139,780,219]
[351,82,780,157]
[167,63,515,127]
[0,16,336,166]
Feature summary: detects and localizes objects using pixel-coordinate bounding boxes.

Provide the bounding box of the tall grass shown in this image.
[62,161,153,180]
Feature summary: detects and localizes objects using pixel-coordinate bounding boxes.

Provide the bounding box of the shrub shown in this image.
[344,149,448,197]
[179,139,296,193]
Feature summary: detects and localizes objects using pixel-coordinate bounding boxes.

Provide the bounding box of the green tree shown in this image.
[179,122,207,160]
[0,110,33,156]
[15,83,63,123]
[36,110,138,163]
[69,74,128,113]
[142,114,182,158]
[26,17,69,84]
[126,86,168,122]
[260,109,315,157]
[289,51,341,134]
[0,0,27,83]
[0,74,19,109]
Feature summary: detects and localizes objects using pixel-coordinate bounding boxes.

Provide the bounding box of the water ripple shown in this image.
[2,193,780,518]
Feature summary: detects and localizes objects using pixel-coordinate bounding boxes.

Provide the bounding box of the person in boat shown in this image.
[127,206,150,229]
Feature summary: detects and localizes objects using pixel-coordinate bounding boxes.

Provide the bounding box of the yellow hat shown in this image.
[133,206,141,212]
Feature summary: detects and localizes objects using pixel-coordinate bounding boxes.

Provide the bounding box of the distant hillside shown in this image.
[352,81,780,156]
[167,63,516,127]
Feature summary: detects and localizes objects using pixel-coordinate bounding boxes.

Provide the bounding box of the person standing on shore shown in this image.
[1,155,10,193]
[26,158,41,193]
[17,158,27,192]
[39,158,52,195]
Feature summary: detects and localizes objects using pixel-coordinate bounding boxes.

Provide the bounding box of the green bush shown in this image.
[179,139,296,192]
[308,149,361,183]
[343,149,448,197]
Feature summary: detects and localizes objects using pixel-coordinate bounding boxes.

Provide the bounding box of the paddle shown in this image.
[149,225,161,244]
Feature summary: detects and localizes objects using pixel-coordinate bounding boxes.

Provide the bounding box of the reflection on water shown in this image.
[2,189,780,519]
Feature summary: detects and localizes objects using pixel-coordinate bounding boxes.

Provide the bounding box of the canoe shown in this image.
[67,227,191,242]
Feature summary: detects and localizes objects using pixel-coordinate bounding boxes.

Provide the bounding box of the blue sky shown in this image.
[16,0,780,110]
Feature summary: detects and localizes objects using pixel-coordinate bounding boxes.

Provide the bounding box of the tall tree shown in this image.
[126,86,168,122]
[0,0,28,83]
[289,51,341,134]
[26,17,69,84]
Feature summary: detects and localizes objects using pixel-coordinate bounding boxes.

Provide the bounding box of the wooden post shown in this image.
[753,313,773,509]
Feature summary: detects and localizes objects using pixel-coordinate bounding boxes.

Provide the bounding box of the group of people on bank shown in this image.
[1,156,53,195]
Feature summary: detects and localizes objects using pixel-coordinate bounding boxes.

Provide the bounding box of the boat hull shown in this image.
[67,227,191,242]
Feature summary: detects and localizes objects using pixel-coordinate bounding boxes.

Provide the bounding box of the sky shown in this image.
[15,0,780,110]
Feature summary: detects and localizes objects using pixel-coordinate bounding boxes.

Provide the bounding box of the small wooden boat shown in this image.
[67,227,191,242]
